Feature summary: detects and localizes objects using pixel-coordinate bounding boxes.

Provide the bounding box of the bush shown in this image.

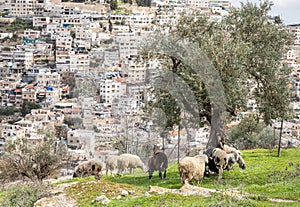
[0,106,17,116]
[0,183,49,207]
[226,115,278,149]
[0,132,66,183]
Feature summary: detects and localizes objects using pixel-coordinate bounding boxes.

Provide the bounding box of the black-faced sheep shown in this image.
[105,155,121,176]
[73,159,102,180]
[178,154,208,185]
[148,152,168,179]
[119,153,145,173]
[212,148,228,182]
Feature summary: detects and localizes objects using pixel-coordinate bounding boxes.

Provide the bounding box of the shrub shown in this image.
[226,115,278,149]
[0,182,49,207]
[0,132,66,183]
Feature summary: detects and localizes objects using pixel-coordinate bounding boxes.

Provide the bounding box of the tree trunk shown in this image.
[205,107,226,156]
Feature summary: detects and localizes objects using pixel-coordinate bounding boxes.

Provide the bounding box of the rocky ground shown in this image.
[34,176,78,207]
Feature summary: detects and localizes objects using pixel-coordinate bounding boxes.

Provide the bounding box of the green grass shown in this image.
[1,148,298,206]
[62,148,300,206]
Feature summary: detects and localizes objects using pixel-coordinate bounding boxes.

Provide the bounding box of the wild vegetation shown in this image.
[0,18,33,33]
[0,132,69,184]
[0,148,294,206]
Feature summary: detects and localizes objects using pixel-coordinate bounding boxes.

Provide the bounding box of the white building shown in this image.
[99,72,127,104]
[115,31,143,58]
[185,0,209,8]
[56,34,73,51]
[35,71,60,87]
[103,44,119,68]
[287,24,300,45]
[33,16,51,27]
[122,57,147,84]
[10,0,35,17]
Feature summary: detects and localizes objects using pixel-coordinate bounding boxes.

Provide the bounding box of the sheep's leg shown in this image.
[163,170,166,179]
[218,168,223,182]
[159,172,162,179]
[181,173,186,184]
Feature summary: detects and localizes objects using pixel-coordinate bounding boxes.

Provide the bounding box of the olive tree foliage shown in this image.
[0,131,67,183]
[141,0,293,153]
[226,115,279,149]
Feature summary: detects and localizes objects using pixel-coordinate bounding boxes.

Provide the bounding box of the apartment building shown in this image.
[122,57,147,84]
[185,0,209,8]
[33,0,48,17]
[33,42,55,66]
[25,108,64,127]
[37,88,60,108]
[52,26,71,40]
[0,50,34,71]
[208,0,231,10]
[67,129,95,156]
[74,39,91,50]
[70,51,90,74]
[99,72,127,104]
[155,4,186,26]
[75,25,92,40]
[33,16,51,27]
[10,0,35,17]
[56,34,73,51]
[0,123,23,142]
[111,25,131,34]
[35,71,60,87]
[115,31,143,58]
[59,16,84,27]
[103,44,119,68]
[21,84,37,103]
[287,24,300,45]
[126,83,147,109]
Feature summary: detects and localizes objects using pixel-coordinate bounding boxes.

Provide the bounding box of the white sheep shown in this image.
[117,155,130,176]
[212,148,228,182]
[178,154,208,185]
[223,145,246,170]
[120,153,145,173]
[105,155,121,176]
[226,151,246,170]
[223,144,237,153]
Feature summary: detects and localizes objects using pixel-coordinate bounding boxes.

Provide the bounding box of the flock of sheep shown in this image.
[72,144,246,185]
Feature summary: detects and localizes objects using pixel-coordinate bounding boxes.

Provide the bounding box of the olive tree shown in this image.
[142,0,293,154]
[0,132,66,183]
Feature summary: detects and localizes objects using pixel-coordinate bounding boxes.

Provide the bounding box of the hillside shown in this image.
[1,148,300,206]
[35,148,300,206]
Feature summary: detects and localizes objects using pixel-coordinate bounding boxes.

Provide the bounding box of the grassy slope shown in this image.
[52,148,300,206]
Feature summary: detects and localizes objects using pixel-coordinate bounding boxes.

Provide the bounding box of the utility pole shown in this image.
[162,132,165,153]
[278,119,283,157]
[177,124,180,164]
[125,114,128,153]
